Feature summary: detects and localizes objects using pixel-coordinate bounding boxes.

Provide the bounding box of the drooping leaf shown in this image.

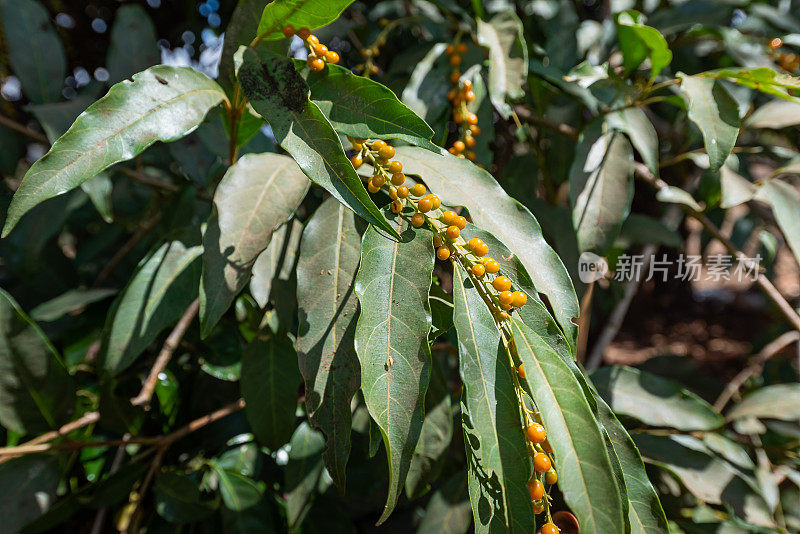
[397,146,579,349]
[30,288,117,322]
[452,264,535,532]
[296,197,361,491]
[703,68,800,105]
[107,4,160,84]
[678,74,740,174]
[354,210,433,524]
[616,11,673,80]
[510,318,629,534]
[592,366,724,431]
[570,122,634,254]
[286,422,328,528]
[656,185,703,211]
[0,0,66,104]
[300,61,437,150]
[476,10,528,118]
[0,289,75,434]
[80,173,115,223]
[416,471,472,534]
[726,384,800,422]
[755,179,800,269]
[594,396,670,534]
[0,456,60,532]
[250,218,304,308]
[154,471,217,523]
[745,99,800,129]
[100,229,203,375]
[256,0,354,40]
[720,166,756,209]
[2,66,227,236]
[236,46,400,239]
[240,335,301,450]
[606,107,659,177]
[200,153,309,337]
[211,461,264,512]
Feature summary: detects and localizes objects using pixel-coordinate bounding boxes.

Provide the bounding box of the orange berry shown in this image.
[372,139,386,150]
[350,155,363,169]
[492,276,511,291]
[313,43,328,56]
[471,264,485,277]
[541,523,559,534]
[545,469,558,485]
[770,37,783,49]
[436,246,451,261]
[474,242,488,257]
[454,216,467,230]
[453,140,465,152]
[282,25,295,38]
[308,57,325,71]
[447,90,456,101]
[411,213,425,227]
[448,147,457,155]
[500,302,512,311]
[418,197,433,213]
[483,257,500,273]
[465,151,476,162]
[307,34,319,45]
[456,42,468,54]
[390,199,403,213]
[297,27,311,39]
[427,194,441,209]
[433,236,443,247]
[367,179,381,193]
[525,423,546,444]
[450,54,462,66]
[453,111,464,124]
[391,172,405,185]
[465,135,476,148]
[371,174,386,187]
[378,145,396,159]
[462,79,473,90]
[533,453,552,473]
[326,50,340,64]
[518,363,526,379]
[450,71,461,83]
[440,210,457,225]
[397,186,409,199]
[470,125,481,136]
[542,439,553,454]
[410,183,426,197]
[388,160,403,174]
[466,112,478,125]
[445,44,455,55]
[467,238,482,250]
[527,478,544,501]
[445,225,460,240]
[511,291,527,307]
[465,90,475,102]
[533,500,545,514]
[498,290,513,305]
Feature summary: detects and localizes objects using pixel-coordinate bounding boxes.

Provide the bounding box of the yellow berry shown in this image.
[350,155,363,169]
[378,145,396,159]
[483,258,500,273]
[498,290,513,305]
[391,172,405,185]
[410,183,426,197]
[533,453,552,473]
[388,187,398,200]
[512,291,527,307]
[474,242,488,257]
[388,160,403,174]
[541,523,559,534]
[446,225,460,240]
[471,264,485,277]
[372,139,387,150]
[308,57,325,71]
[527,478,544,501]
[545,469,558,485]
[492,276,511,291]
[313,43,328,56]
[440,210,457,225]
[367,180,381,193]
[467,238,483,251]
[436,246,450,261]
[453,140,465,152]
[397,186,409,199]
[326,50,340,64]
[418,197,433,213]
[411,213,425,227]
[454,216,467,230]
[525,423,546,443]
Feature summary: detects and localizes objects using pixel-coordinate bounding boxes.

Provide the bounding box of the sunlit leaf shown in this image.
[477,10,528,118]
[755,179,800,269]
[30,288,117,322]
[257,0,355,40]
[727,384,800,422]
[616,11,672,80]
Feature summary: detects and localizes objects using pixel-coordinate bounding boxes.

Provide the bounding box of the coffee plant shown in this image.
[1,0,800,532]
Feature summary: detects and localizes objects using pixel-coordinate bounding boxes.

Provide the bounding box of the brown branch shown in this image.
[0,411,100,464]
[514,107,579,140]
[0,114,49,143]
[131,298,200,408]
[118,167,180,193]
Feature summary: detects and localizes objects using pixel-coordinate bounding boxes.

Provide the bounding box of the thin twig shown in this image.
[0,411,100,464]
[514,108,579,140]
[131,299,200,408]
[93,211,163,287]
[0,114,48,143]
[118,167,180,193]
[90,435,130,534]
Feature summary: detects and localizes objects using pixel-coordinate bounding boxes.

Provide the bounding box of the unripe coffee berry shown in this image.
[388,160,403,174]
[471,264,485,277]
[418,197,433,213]
[527,479,544,501]
[436,246,450,261]
[533,453,552,473]
[525,423,546,443]
[411,213,425,227]
[379,145,396,159]
[512,291,527,307]
[492,276,511,291]
[545,469,558,485]
[391,172,405,185]
[410,183,426,197]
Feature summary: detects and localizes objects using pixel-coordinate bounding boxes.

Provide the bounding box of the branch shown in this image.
[93,211,163,286]
[0,114,49,143]
[131,299,200,408]
[514,107,579,140]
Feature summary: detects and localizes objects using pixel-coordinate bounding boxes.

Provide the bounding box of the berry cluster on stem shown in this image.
[445,44,481,164]
[282,25,340,71]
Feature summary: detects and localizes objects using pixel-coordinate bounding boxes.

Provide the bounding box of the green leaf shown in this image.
[570,123,634,254]
[592,366,724,431]
[240,335,301,450]
[510,318,629,534]
[703,68,800,105]
[615,11,672,80]
[0,0,66,104]
[100,229,203,375]
[720,166,756,209]
[727,384,800,422]
[250,218,304,308]
[256,0,354,40]
[476,10,528,118]
[211,462,263,511]
[397,146,579,349]
[30,288,117,322]
[107,4,160,84]
[296,197,361,491]
[2,66,226,236]
[354,210,433,524]
[619,214,682,248]
[200,153,309,337]
[80,173,114,223]
[221,503,277,534]
[286,422,328,528]
[452,264,535,532]
[154,471,217,523]
[656,185,703,211]
[594,396,670,534]
[755,179,800,269]
[678,74,740,174]
[401,44,451,142]
[236,46,400,240]
[417,471,472,534]
[299,61,437,150]
[0,456,60,532]
[606,107,659,177]
[0,289,75,434]
[745,99,800,129]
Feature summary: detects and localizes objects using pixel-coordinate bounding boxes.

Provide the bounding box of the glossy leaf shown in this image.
[30,288,117,322]
[592,366,723,431]
[100,229,203,375]
[286,422,328,527]
[570,124,634,254]
[107,4,160,84]
[477,10,528,118]
[616,11,672,79]
[397,146,579,348]
[250,219,304,308]
[755,179,800,269]
[256,0,354,40]
[417,471,472,534]
[726,384,800,422]
[301,62,437,150]
[236,46,400,239]
[354,211,433,524]
[296,197,361,491]
[511,318,629,534]
[0,0,66,104]
[452,264,534,532]
[3,66,226,236]
[0,456,60,532]
[0,288,75,434]
[606,107,659,176]
[240,335,301,450]
[678,74,740,174]
[200,153,309,337]
[211,462,263,511]
[704,68,800,105]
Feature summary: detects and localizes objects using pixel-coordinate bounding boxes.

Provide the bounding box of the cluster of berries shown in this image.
[523,417,558,526]
[282,25,340,71]
[355,18,395,77]
[445,44,481,163]
[768,37,800,72]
